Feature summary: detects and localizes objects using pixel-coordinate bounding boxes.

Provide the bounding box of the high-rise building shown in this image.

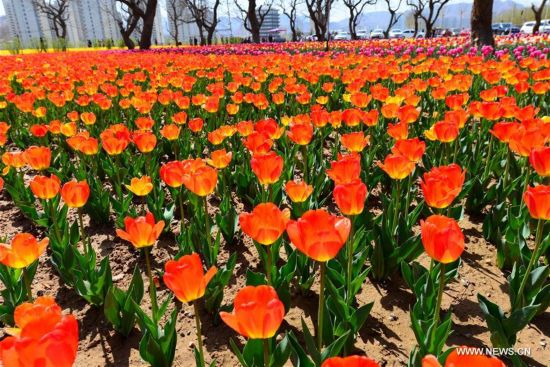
[166,2,210,45]
[259,8,279,38]
[70,0,121,44]
[2,0,46,45]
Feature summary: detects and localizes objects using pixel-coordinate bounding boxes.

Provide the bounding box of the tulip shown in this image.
[333,179,368,216]
[287,122,314,145]
[0,296,78,367]
[422,347,505,367]
[160,160,186,188]
[29,174,61,200]
[206,149,233,169]
[0,177,3,192]
[377,153,415,180]
[23,146,51,171]
[391,138,426,162]
[101,135,129,155]
[160,124,181,141]
[529,146,550,177]
[285,180,313,203]
[182,164,218,197]
[125,176,153,196]
[420,215,464,350]
[322,355,380,367]
[327,153,361,185]
[244,132,273,155]
[61,180,90,208]
[341,132,370,153]
[250,151,284,189]
[220,285,285,367]
[164,253,217,366]
[132,131,157,153]
[287,210,350,349]
[116,212,165,249]
[420,164,466,209]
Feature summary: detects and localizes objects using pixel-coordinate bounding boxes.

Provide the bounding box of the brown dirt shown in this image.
[0,189,548,367]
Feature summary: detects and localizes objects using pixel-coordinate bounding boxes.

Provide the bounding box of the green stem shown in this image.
[403,173,413,221]
[317,262,326,351]
[194,301,205,367]
[204,196,212,249]
[392,180,402,238]
[179,187,186,235]
[346,215,356,304]
[301,145,308,183]
[431,263,446,345]
[23,268,33,301]
[263,338,270,367]
[266,245,272,285]
[48,200,62,243]
[77,209,91,257]
[514,220,544,310]
[144,247,158,319]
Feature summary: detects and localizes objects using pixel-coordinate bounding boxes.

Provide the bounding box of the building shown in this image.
[166,1,211,45]
[70,0,121,45]
[2,0,46,46]
[259,8,279,38]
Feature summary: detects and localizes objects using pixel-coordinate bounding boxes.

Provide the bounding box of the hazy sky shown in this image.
[0,0,544,22]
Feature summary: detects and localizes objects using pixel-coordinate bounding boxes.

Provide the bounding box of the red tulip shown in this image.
[239,203,290,245]
[420,164,465,209]
[420,215,465,263]
[163,253,217,303]
[322,355,380,367]
[523,185,550,220]
[333,179,368,215]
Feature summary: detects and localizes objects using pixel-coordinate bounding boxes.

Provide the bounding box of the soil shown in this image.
[0,189,548,367]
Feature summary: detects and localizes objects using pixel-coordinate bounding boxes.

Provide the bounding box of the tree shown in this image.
[305,0,335,42]
[471,0,494,46]
[532,0,548,34]
[382,0,403,38]
[32,0,70,51]
[235,0,274,43]
[279,0,302,41]
[184,0,221,45]
[115,0,158,49]
[406,0,425,36]
[342,0,376,40]
[406,0,451,37]
[167,0,186,45]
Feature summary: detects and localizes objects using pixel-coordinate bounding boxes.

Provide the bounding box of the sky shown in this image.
[0,0,544,21]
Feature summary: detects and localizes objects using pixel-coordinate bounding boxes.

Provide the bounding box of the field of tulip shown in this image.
[0,35,549,367]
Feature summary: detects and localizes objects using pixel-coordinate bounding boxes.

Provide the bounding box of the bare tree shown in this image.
[235,0,274,43]
[115,0,158,49]
[279,0,302,41]
[406,0,451,37]
[532,0,548,34]
[185,0,221,45]
[406,0,425,36]
[342,0,375,39]
[305,0,335,42]
[382,0,403,38]
[102,0,140,49]
[33,0,70,50]
[471,0,494,46]
[167,0,186,45]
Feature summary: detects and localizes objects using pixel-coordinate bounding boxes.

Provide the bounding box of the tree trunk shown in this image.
[425,19,433,38]
[290,20,297,41]
[413,15,419,36]
[471,0,494,47]
[207,28,215,45]
[532,3,545,34]
[348,9,356,40]
[248,0,261,43]
[139,0,158,49]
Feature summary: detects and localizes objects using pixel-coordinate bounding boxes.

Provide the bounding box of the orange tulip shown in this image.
[508,126,546,157]
[529,146,550,177]
[0,233,48,269]
[220,285,285,339]
[23,146,51,171]
[189,117,204,133]
[490,122,519,143]
[239,203,290,245]
[350,92,371,108]
[326,153,361,185]
[0,296,78,367]
[182,162,218,196]
[30,175,61,200]
[116,212,165,248]
[61,180,90,208]
[377,154,415,180]
[420,215,465,263]
[160,160,186,188]
[160,124,181,140]
[0,177,3,192]
[244,132,273,155]
[80,112,96,126]
[285,180,313,203]
[135,116,155,130]
[125,176,153,196]
[286,209,351,262]
[206,149,232,169]
[30,124,48,137]
[322,355,380,367]
[250,151,283,186]
[287,122,313,145]
[172,111,188,125]
[391,138,426,162]
[163,253,217,303]
[420,164,465,209]
[523,185,550,220]
[133,131,157,153]
[387,122,408,140]
[333,179,368,216]
[427,121,460,143]
[100,125,131,155]
[422,347,505,367]
[341,132,370,152]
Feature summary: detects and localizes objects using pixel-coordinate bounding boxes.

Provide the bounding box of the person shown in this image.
[87,40,92,48]
[268,34,273,42]
[39,37,47,52]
